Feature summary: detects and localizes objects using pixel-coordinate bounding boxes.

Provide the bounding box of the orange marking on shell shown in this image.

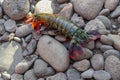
[32,20,48,31]
[25,17,33,23]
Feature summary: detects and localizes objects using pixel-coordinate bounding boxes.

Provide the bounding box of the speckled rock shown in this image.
[84,40,95,50]
[66,68,81,80]
[15,55,38,74]
[3,0,30,20]
[108,34,120,51]
[24,69,37,80]
[25,34,32,43]
[105,55,120,80]
[59,3,73,19]
[91,54,104,70]
[93,70,111,80]
[100,35,113,45]
[99,9,110,16]
[110,6,120,18]
[46,73,67,80]
[73,59,90,71]
[0,19,5,24]
[71,0,105,20]
[11,73,23,80]
[105,0,119,11]
[15,24,33,37]
[33,59,55,77]
[96,15,112,29]
[100,45,113,52]
[71,13,85,27]
[26,39,37,54]
[35,0,55,14]
[0,32,9,42]
[81,68,94,79]
[85,19,107,34]
[37,35,69,72]
[103,49,120,59]
[0,41,23,74]
[4,19,17,32]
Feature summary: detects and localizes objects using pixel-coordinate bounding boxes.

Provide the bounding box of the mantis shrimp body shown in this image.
[26,13,99,60]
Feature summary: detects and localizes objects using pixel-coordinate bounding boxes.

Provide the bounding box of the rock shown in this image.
[57,0,69,3]
[3,0,30,20]
[0,7,2,18]
[38,78,44,80]
[73,59,90,71]
[105,0,119,11]
[103,49,120,59]
[4,19,17,32]
[11,73,23,80]
[91,54,104,70]
[96,15,112,29]
[108,34,120,51]
[15,55,38,74]
[32,31,42,40]
[25,34,32,43]
[3,15,9,20]
[34,59,54,77]
[100,45,113,52]
[24,69,37,80]
[13,37,21,42]
[26,39,37,54]
[0,24,5,35]
[21,38,27,50]
[105,55,120,80]
[100,35,113,45]
[1,72,11,80]
[30,4,35,13]
[15,24,33,37]
[81,68,94,79]
[0,78,3,80]
[0,19,5,24]
[99,9,110,16]
[55,35,66,42]
[35,0,55,14]
[59,3,73,19]
[110,6,120,18]
[8,33,15,41]
[46,73,67,80]
[22,50,29,57]
[85,19,107,34]
[118,16,120,23]
[71,0,105,20]
[37,35,69,72]
[84,40,95,50]
[0,32,9,42]
[95,41,102,49]
[0,41,23,74]
[71,13,85,27]
[93,70,111,80]
[66,68,81,80]
[75,48,93,61]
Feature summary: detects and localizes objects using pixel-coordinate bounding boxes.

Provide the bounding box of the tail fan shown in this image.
[69,43,83,60]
